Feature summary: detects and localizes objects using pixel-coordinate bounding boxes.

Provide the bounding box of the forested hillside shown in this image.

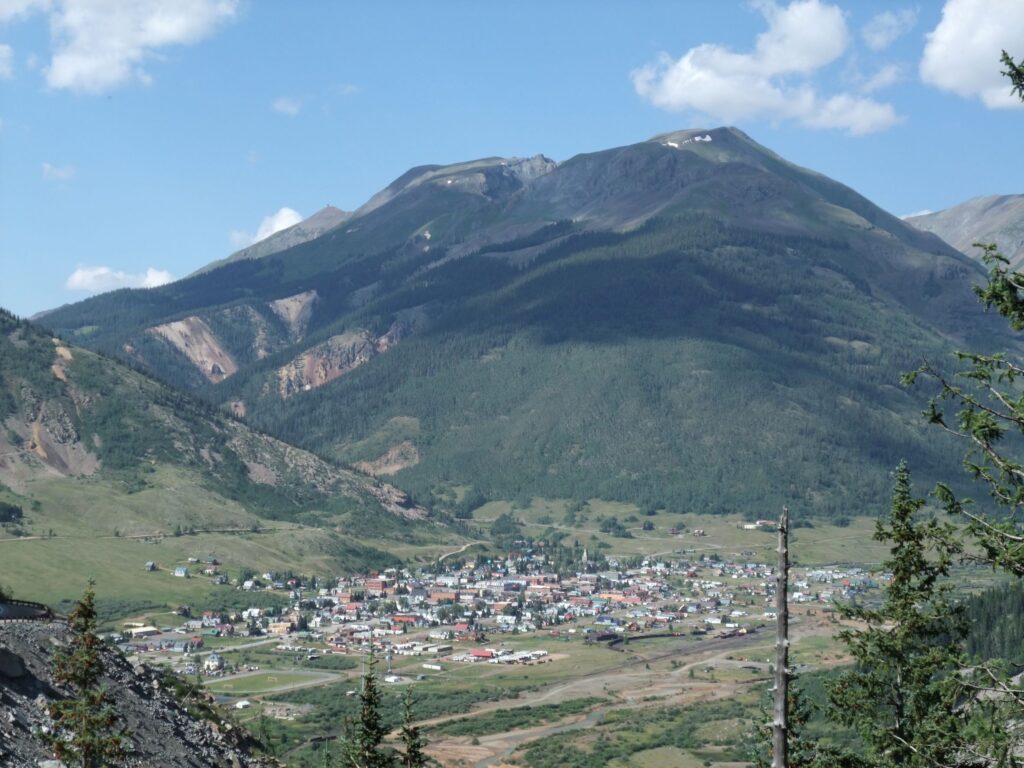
[966,581,1024,665]
[40,128,1007,520]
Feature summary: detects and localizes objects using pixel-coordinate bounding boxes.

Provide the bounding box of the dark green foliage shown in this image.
[903,56,1024,581]
[965,581,1024,664]
[242,214,976,522]
[827,463,978,768]
[598,518,632,538]
[48,582,128,767]
[429,698,605,738]
[0,500,23,523]
[518,699,751,768]
[270,680,526,761]
[890,58,1024,767]
[490,512,520,541]
[338,651,392,768]
[1002,50,1024,100]
[750,683,850,768]
[399,688,428,768]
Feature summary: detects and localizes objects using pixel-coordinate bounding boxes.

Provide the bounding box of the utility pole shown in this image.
[772,506,790,768]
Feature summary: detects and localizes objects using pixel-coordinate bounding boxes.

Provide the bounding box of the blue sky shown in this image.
[1,0,1022,317]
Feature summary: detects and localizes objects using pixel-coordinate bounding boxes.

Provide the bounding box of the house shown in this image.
[173,566,189,578]
[204,652,225,672]
[144,561,156,572]
[268,621,293,635]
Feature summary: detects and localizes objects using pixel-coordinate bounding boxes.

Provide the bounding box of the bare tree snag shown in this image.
[773,506,790,768]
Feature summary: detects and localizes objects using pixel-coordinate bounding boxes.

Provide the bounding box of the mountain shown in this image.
[40,127,1002,520]
[195,204,352,275]
[906,194,1024,269]
[0,309,457,605]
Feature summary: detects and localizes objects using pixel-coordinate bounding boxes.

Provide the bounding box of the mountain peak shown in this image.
[352,154,557,219]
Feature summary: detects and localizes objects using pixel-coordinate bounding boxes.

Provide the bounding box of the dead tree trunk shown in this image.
[772,506,790,768]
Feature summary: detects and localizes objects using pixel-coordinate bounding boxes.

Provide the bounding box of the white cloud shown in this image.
[254,207,302,242]
[230,207,303,249]
[0,43,12,78]
[862,9,917,51]
[861,63,903,93]
[41,161,74,180]
[40,0,238,93]
[330,82,359,96]
[802,93,900,134]
[921,0,1024,108]
[65,265,174,292]
[272,97,301,115]
[0,0,49,24]
[901,209,933,219]
[632,0,901,135]
[748,0,849,75]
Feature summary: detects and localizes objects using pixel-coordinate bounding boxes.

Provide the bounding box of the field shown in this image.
[474,497,892,566]
[1,481,892,617]
[204,603,847,768]
[0,466,469,611]
[206,671,337,696]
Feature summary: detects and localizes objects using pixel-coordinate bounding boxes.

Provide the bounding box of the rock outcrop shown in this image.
[149,317,238,383]
[276,320,411,398]
[0,620,267,768]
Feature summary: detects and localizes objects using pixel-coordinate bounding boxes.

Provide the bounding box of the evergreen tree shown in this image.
[399,688,428,768]
[339,648,393,768]
[47,581,128,767]
[826,463,978,768]
[904,50,1024,581]
[902,52,1024,763]
[1002,50,1024,98]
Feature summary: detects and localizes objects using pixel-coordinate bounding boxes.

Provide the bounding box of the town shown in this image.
[112,530,881,697]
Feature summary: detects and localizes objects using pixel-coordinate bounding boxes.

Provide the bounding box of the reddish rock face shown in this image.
[276,320,410,399]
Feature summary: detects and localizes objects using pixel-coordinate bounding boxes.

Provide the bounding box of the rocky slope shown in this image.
[906,194,1024,269]
[0,620,266,767]
[0,308,446,610]
[0,310,422,521]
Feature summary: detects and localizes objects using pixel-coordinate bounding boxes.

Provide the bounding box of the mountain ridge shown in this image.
[194,204,353,276]
[906,194,1024,269]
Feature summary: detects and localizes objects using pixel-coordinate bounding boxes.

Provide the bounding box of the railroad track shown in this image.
[0,598,56,622]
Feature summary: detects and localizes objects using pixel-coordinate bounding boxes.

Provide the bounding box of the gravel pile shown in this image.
[0,621,271,767]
